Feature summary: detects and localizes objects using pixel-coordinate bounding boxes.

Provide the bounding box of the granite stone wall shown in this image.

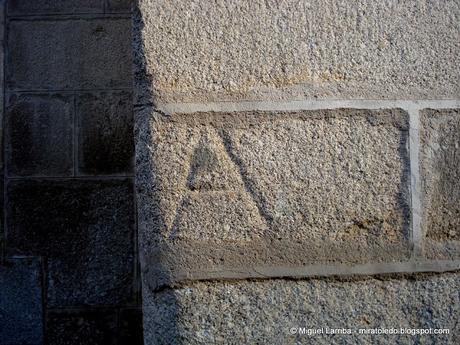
[1,1,459,344]
[0,1,142,344]
[134,1,460,344]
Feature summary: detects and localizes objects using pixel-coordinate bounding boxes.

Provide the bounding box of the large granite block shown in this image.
[5,93,73,176]
[136,108,411,286]
[420,109,460,259]
[0,259,43,345]
[143,273,460,345]
[6,179,136,307]
[7,18,132,90]
[47,308,144,345]
[77,91,134,175]
[7,0,104,15]
[135,0,460,103]
[0,174,3,253]
[119,308,144,345]
[107,0,132,13]
[47,309,118,345]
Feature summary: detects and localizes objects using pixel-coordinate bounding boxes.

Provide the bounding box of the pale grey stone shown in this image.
[143,273,460,345]
[420,109,460,259]
[135,108,411,287]
[135,0,460,103]
[7,19,132,90]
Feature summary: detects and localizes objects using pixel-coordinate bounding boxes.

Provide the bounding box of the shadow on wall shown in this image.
[134,115,182,344]
[133,6,180,343]
[133,103,181,344]
[0,0,143,343]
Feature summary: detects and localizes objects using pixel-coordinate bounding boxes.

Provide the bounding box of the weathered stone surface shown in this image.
[119,308,144,345]
[47,309,118,345]
[7,179,136,307]
[107,0,132,12]
[7,19,132,90]
[0,174,3,254]
[0,0,4,172]
[136,108,410,286]
[143,273,460,345]
[135,0,460,103]
[420,109,460,259]
[6,93,73,176]
[7,0,103,15]
[77,91,134,175]
[0,259,43,345]
[47,308,144,345]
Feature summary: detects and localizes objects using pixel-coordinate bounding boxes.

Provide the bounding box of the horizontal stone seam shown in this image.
[169,260,460,285]
[0,255,43,261]
[159,99,460,114]
[5,87,133,94]
[46,306,142,313]
[6,175,134,181]
[6,14,131,21]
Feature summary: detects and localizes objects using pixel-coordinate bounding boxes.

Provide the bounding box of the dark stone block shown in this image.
[0,259,44,345]
[7,19,132,90]
[107,0,132,12]
[7,0,104,15]
[6,93,73,177]
[47,309,118,345]
[0,174,4,255]
[119,308,144,345]
[77,91,134,175]
[7,179,136,307]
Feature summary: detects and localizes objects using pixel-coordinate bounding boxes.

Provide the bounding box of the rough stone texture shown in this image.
[107,0,132,13]
[143,273,460,345]
[0,0,4,172]
[0,2,4,256]
[3,2,140,344]
[6,179,136,307]
[5,93,73,176]
[119,308,145,345]
[77,91,134,175]
[136,108,410,286]
[7,18,132,90]
[134,0,460,104]
[420,109,460,260]
[7,0,104,15]
[0,259,44,345]
[47,310,118,345]
[47,308,144,345]
[0,174,3,255]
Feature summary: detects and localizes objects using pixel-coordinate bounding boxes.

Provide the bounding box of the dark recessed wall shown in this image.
[0,1,142,344]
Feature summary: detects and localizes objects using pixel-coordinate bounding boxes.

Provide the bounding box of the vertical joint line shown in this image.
[1,0,6,264]
[409,108,423,259]
[73,93,78,177]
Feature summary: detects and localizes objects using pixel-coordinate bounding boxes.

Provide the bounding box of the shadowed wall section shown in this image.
[0,1,143,344]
